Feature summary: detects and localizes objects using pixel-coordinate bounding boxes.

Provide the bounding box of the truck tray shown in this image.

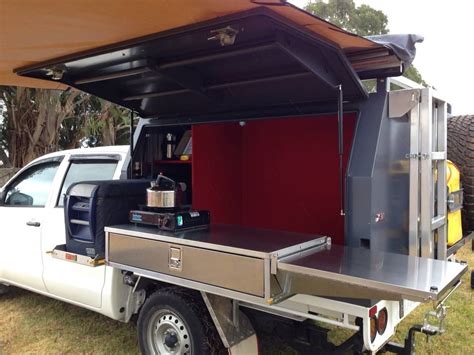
[105,224,467,302]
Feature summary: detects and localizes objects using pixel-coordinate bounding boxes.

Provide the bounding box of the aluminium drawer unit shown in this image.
[106,224,329,298]
[105,224,466,304]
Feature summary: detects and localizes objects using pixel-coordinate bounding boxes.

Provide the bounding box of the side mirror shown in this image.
[5,191,33,206]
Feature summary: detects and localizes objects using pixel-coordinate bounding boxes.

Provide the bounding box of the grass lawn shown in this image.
[0,244,472,354]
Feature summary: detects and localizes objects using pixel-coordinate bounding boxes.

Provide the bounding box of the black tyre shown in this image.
[447,115,474,232]
[471,270,474,290]
[137,287,223,355]
[0,283,9,295]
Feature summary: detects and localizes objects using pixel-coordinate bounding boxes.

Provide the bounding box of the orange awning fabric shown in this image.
[0,0,386,90]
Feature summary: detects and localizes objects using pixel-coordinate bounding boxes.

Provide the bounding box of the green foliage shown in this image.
[62,94,131,148]
[0,86,131,167]
[305,0,425,85]
[355,4,389,36]
[305,0,388,36]
[403,65,428,86]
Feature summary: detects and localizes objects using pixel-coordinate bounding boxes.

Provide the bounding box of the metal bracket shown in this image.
[125,288,146,322]
[405,153,430,160]
[208,26,239,46]
[448,189,463,212]
[388,89,420,118]
[422,305,447,336]
[399,300,405,319]
[201,292,255,349]
[275,32,339,89]
[45,64,67,81]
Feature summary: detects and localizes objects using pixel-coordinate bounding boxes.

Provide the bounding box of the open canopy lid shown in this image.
[2,0,405,90]
[12,4,406,120]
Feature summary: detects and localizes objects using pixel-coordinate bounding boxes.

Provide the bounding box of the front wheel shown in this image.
[137,287,223,354]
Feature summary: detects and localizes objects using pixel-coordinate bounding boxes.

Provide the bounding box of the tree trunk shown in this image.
[0,148,11,167]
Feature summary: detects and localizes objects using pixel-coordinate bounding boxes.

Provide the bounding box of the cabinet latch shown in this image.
[169,246,182,271]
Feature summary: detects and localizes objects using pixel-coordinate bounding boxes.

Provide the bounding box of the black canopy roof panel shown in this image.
[16,7,393,120]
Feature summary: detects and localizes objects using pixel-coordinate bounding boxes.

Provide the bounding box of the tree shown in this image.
[305,0,425,85]
[0,87,82,167]
[305,0,388,36]
[0,86,131,167]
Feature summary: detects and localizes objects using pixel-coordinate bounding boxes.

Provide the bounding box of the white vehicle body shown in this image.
[0,146,133,321]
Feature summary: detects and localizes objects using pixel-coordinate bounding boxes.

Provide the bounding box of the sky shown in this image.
[289,0,474,115]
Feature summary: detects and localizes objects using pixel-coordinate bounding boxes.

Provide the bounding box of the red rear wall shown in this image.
[192,115,356,245]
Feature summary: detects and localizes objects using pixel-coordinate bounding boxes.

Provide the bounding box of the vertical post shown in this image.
[408,91,421,257]
[129,110,134,179]
[338,84,345,216]
[436,99,447,259]
[420,89,434,258]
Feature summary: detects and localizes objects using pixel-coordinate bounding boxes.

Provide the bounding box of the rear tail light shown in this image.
[370,315,377,342]
[377,308,388,335]
[369,305,378,317]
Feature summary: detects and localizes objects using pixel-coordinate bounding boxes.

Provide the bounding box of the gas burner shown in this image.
[129,209,210,232]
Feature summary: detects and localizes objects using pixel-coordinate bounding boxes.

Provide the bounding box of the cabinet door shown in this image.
[0,161,60,291]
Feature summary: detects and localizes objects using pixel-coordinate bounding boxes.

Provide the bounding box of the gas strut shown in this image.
[338,84,344,216]
[129,110,135,179]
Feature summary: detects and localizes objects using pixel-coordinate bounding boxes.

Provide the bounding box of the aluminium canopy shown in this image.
[2,0,416,120]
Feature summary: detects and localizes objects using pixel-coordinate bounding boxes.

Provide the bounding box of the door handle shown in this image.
[26,221,41,227]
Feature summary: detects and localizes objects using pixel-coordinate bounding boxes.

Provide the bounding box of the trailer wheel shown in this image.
[447,115,474,231]
[137,287,223,355]
[0,284,9,295]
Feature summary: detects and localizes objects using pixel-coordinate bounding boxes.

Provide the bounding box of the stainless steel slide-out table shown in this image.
[105,224,467,302]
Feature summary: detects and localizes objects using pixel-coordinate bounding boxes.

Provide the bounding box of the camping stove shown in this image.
[129,206,210,232]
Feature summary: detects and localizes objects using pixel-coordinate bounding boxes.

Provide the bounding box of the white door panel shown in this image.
[0,206,46,291]
[41,207,105,308]
[0,160,61,291]
[41,258,106,309]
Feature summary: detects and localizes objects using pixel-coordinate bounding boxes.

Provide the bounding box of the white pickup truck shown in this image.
[0,146,131,315]
[1,5,470,355]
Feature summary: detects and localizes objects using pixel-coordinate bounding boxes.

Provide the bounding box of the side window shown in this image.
[57,160,118,207]
[4,163,60,207]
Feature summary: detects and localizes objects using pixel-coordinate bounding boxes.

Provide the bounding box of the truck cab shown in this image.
[0,146,132,318]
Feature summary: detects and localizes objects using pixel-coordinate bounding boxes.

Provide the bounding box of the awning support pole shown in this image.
[338,84,345,216]
[129,110,135,179]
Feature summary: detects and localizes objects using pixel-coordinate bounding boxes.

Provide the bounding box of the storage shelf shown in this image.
[155,160,192,165]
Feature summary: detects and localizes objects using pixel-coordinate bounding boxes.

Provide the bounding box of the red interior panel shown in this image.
[192,122,243,225]
[192,115,357,244]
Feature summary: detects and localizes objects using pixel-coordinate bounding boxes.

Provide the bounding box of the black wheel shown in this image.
[447,115,474,232]
[0,283,9,295]
[137,287,223,355]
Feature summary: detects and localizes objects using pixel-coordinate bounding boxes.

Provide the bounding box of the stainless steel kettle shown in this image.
[147,174,178,208]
